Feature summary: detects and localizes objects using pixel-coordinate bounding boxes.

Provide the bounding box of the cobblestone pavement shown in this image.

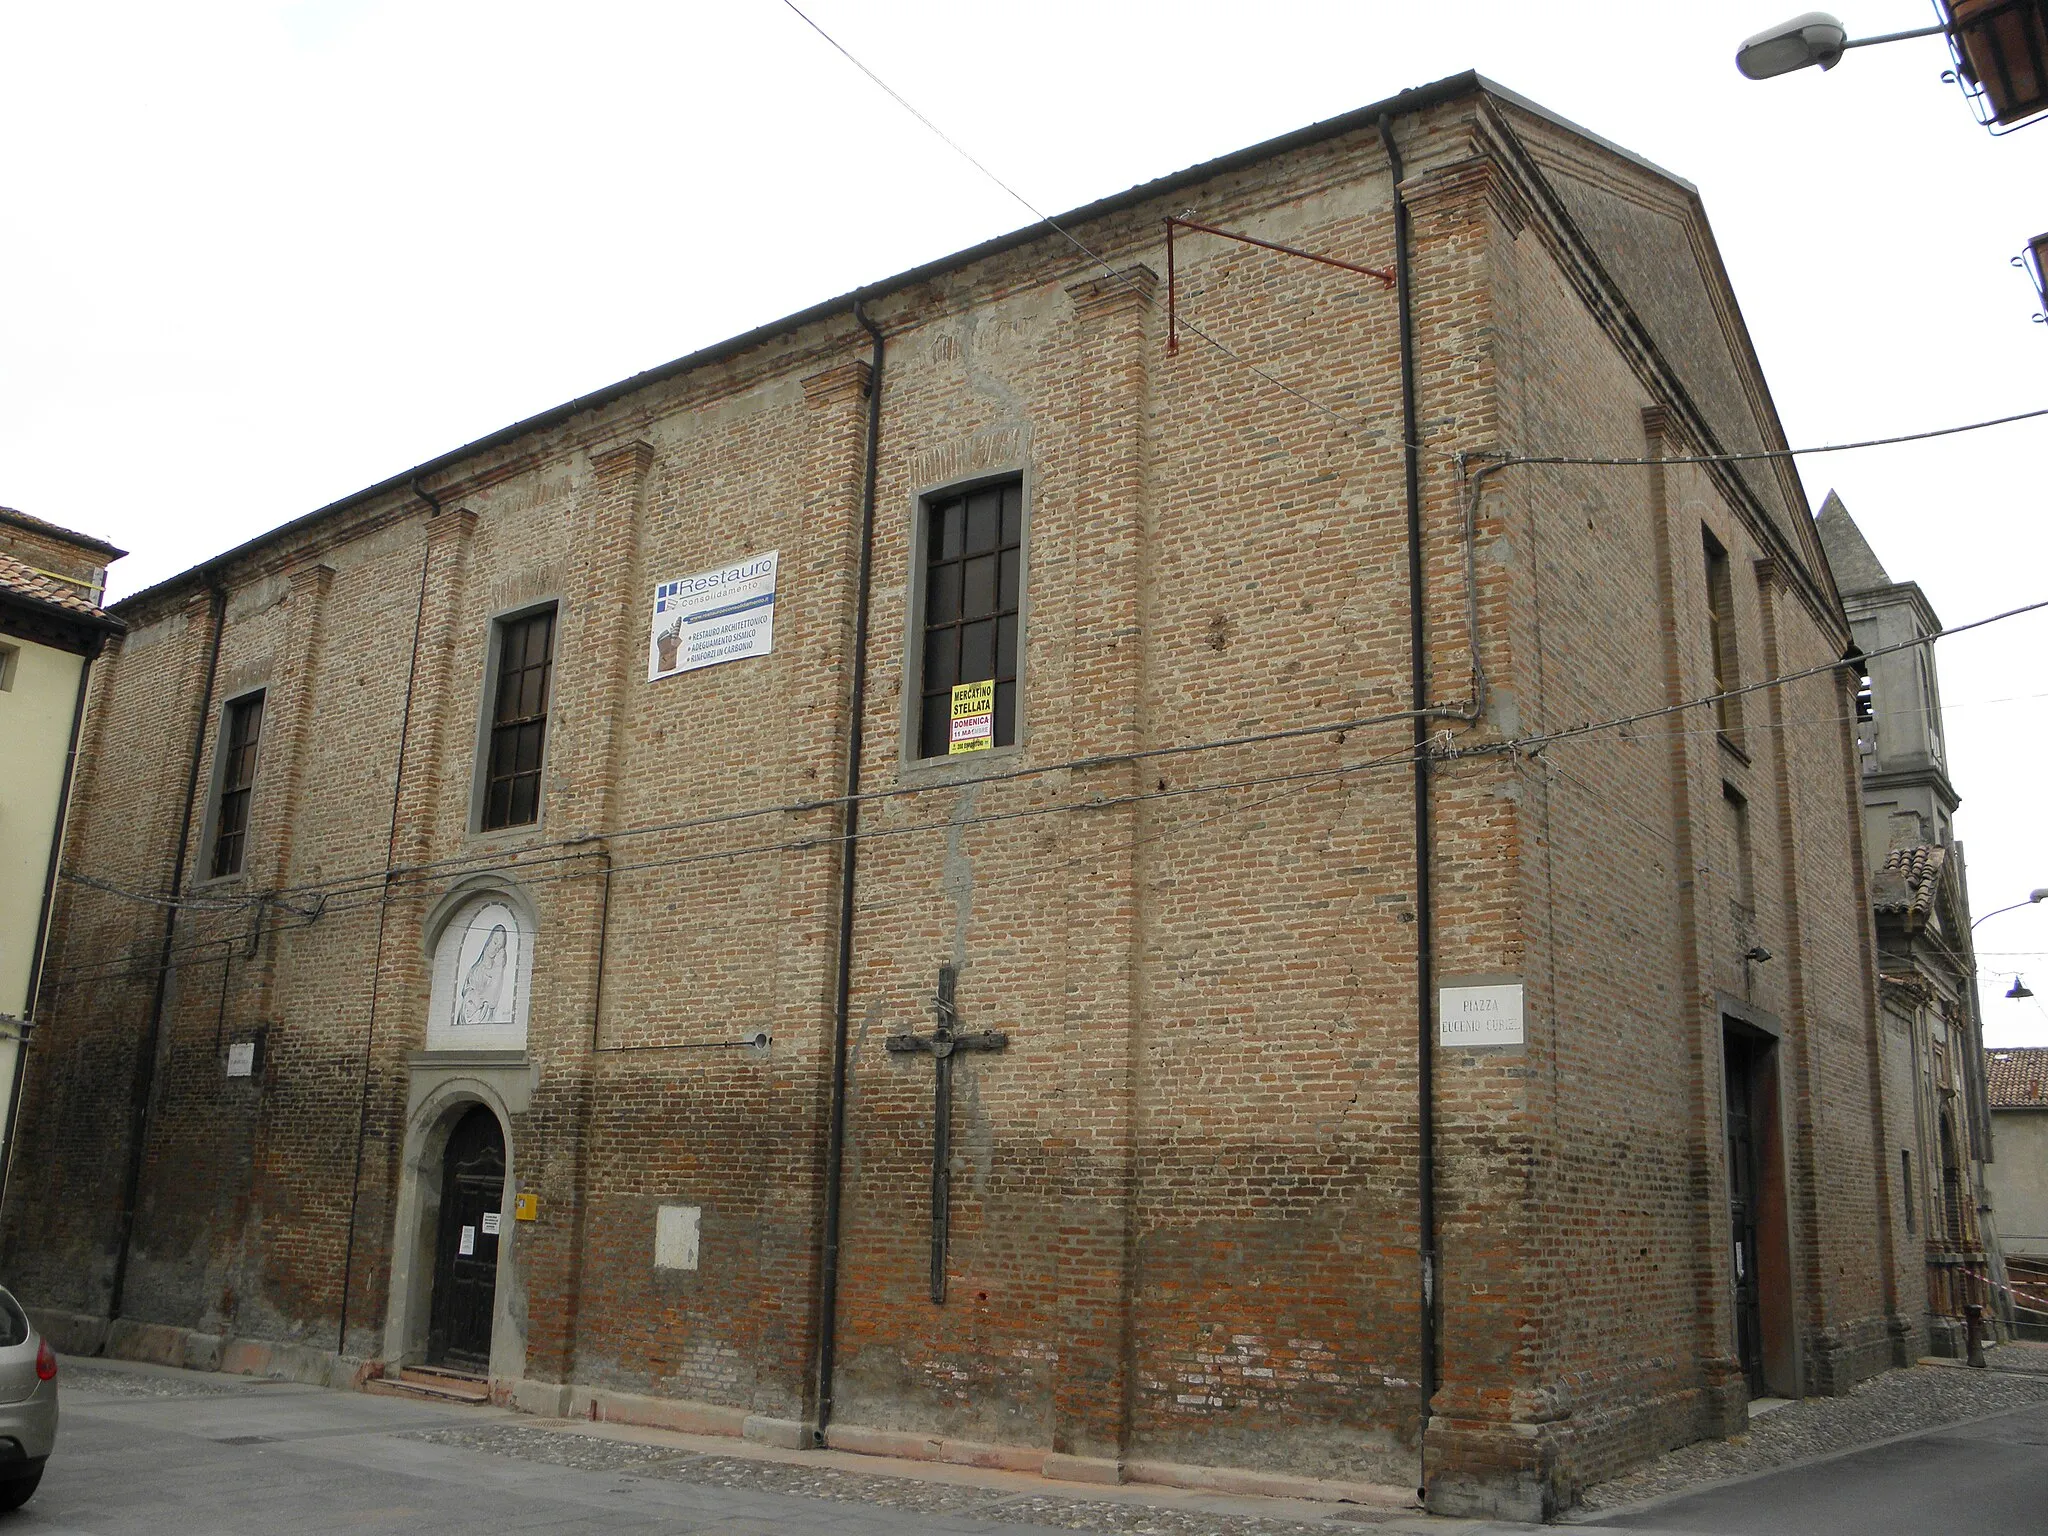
[1573,1357,2048,1516]
[1980,1337,2048,1373]
[407,1422,1424,1536]
[58,1362,249,1399]
[36,1358,1510,1536]
[42,1353,2048,1534]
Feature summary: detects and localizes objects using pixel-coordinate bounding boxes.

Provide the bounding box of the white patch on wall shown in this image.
[426,895,533,1052]
[654,1205,701,1271]
[225,1042,255,1078]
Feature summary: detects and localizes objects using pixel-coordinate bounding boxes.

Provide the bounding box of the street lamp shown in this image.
[2008,976,2036,998]
[1737,5,2048,132]
[1972,887,2048,928]
[1735,12,1945,79]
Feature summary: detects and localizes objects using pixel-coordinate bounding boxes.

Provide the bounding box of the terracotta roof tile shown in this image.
[1987,1047,2048,1108]
[1875,843,1946,918]
[0,549,113,622]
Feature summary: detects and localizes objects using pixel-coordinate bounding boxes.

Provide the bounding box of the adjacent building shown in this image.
[1816,494,2002,1357]
[0,508,123,1194]
[2,74,1916,1517]
[1985,1049,2048,1336]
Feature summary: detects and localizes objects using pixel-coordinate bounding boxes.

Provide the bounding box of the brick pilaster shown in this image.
[550,438,654,841]
[391,508,477,866]
[247,560,334,1016]
[1050,265,1156,1473]
[1643,408,1745,1436]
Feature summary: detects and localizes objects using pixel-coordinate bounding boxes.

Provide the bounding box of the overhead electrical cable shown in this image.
[775,0,1389,442]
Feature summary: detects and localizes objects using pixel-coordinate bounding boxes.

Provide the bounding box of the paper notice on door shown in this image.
[459,1225,476,1256]
[480,1212,502,1235]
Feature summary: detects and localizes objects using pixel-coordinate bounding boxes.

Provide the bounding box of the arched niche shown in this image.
[423,879,536,1054]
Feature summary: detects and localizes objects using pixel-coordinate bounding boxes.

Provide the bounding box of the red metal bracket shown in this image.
[1165,216,1396,353]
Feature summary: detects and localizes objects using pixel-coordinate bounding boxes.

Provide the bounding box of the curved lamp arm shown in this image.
[1972,889,2048,931]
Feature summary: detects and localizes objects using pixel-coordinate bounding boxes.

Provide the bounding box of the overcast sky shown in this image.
[6,2,2045,1041]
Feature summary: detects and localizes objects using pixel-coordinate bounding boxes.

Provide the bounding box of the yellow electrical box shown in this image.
[513,1192,539,1222]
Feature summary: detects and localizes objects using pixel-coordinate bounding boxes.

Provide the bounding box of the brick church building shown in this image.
[3,75,1921,1517]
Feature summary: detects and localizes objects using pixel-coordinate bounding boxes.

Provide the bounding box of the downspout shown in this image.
[1378,112,1440,1490]
[108,581,228,1322]
[813,300,885,1443]
[0,645,99,1216]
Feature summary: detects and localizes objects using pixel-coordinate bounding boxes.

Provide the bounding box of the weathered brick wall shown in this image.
[2,83,1893,1515]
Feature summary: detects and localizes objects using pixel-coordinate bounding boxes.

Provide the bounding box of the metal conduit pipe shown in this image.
[812,299,885,1443]
[108,580,229,1322]
[1377,112,1440,1498]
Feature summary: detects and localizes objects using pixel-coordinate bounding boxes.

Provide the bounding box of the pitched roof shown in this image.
[1874,843,1946,919]
[1814,490,1892,595]
[1987,1047,2048,1108]
[0,505,124,560]
[0,549,120,628]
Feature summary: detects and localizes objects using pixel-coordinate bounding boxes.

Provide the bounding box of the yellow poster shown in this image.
[949,679,995,754]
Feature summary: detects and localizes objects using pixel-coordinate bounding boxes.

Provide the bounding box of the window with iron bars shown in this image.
[917,480,1022,758]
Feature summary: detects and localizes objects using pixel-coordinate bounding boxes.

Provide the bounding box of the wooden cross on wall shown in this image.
[886,964,1008,1304]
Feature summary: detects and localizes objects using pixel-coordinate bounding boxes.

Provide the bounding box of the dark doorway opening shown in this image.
[1722,1021,1796,1398]
[427,1105,505,1373]
[1723,1032,1767,1397]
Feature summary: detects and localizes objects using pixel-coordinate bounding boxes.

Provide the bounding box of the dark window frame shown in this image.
[208,690,266,880]
[1703,527,1744,747]
[476,604,557,833]
[909,474,1027,761]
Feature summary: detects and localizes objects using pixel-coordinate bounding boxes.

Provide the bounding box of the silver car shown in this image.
[0,1290,54,1510]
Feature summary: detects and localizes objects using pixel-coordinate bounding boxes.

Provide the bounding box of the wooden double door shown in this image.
[427,1105,505,1373]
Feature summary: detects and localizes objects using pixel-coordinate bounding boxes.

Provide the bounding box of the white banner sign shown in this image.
[1439,983,1525,1048]
[648,551,778,681]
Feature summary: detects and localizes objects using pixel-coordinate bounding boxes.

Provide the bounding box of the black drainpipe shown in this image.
[0,645,100,1218]
[1378,113,1438,1494]
[108,580,228,1323]
[812,299,885,1444]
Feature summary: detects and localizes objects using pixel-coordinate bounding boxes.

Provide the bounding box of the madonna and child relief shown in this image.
[426,896,533,1052]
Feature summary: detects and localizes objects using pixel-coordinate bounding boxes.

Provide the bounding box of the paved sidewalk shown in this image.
[1582,1395,2048,1534]
[32,1358,1540,1536]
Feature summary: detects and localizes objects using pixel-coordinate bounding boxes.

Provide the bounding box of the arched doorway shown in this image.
[427,1105,506,1372]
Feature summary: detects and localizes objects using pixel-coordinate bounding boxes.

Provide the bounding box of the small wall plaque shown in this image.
[1439,983,1526,1048]
[225,1042,255,1078]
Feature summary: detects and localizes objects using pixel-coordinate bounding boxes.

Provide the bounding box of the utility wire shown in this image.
[1462,404,2048,478]
[776,0,1389,442]
[49,580,2048,991]
[49,577,2048,977]
[1447,596,2048,763]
